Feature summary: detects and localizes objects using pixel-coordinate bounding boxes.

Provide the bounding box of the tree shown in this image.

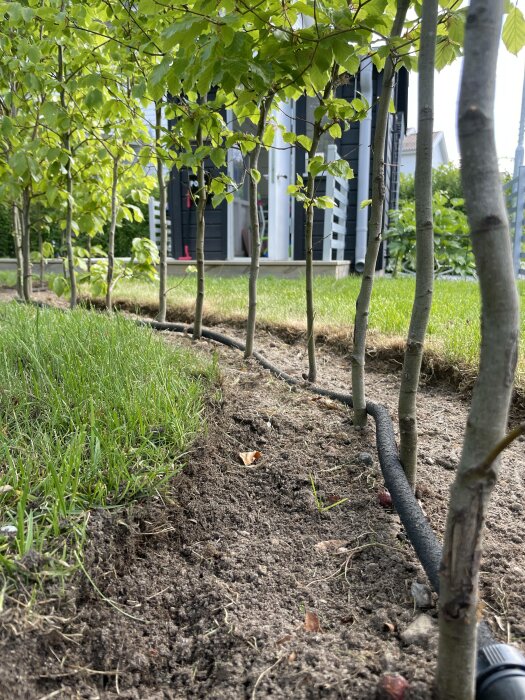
[351,0,411,427]
[437,1,521,697]
[397,0,439,490]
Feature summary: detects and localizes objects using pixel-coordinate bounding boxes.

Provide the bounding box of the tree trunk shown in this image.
[398,0,438,490]
[351,0,410,427]
[156,102,168,323]
[21,188,32,301]
[436,2,519,698]
[304,70,337,382]
[244,94,273,358]
[304,134,320,383]
[12,203,24,300]
[58,41,76,309]
[105,156,119,311]
[193,120,206,341]
[38,229,44,287]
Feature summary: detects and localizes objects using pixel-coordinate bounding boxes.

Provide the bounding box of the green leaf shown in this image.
[85,88,104,108]
[52,276,68,297]
[42,242,54,258]
[308,155,325,177]
[315,195,334,209]
[210,148,226,168]
[262,124,275,148]
[328,123,342,139]
[360,198,372,209]
[250,168,261,183]
[503,5,525,55]
[297,134,313,151]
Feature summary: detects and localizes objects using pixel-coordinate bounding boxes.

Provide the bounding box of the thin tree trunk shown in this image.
[38,229,44,287]
[398,0,438,490]
[304,127,321,382]
[105,156,119,311]
[21,188,32,301]
[304,70,337,382]
[244,94,273,358]
[436,2,519,698]
[193,122,206,340]
[156,102,168,323]
[58,41,76,309]
[12,203,24,300]
[87,235,92,273]
[351,0,410,427]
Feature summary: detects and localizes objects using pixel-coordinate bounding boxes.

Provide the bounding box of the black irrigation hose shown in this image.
[145,319,525,698]
[17,303,525,696]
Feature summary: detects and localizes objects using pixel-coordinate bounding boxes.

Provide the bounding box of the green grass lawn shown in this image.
[82,274,525,387]
[0,302,215,586]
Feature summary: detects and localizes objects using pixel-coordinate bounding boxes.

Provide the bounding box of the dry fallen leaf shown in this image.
[0,485,14,494]
[314,539,349,553]
[304,610,321,633]
[239,450,262,466]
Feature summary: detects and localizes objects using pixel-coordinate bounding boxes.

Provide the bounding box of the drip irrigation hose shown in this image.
[16,302,525,697]
[144,319,525,698]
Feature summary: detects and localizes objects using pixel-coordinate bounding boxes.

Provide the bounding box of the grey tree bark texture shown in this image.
[21,188,32,302]
[193,120,206,341]
[305,70,337,383]
[436,2,520,698]
[350,0,410,427]
[304,123,322,382]
[105,156,119,312]
[397,0,438,490]
[155,103,168,323]
[244,95,273,359]
[12,204,24,300]
[58,41,76,309]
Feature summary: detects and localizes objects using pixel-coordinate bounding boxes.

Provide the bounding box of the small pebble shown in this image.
[357,452,373,466]
[411,581,433,609]
[0,525,17,535]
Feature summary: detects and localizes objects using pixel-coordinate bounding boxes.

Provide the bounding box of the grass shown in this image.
[0,302,215,585]
[77,273,525,388]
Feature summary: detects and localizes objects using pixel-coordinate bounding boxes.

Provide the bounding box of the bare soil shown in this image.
[0,296,524,699]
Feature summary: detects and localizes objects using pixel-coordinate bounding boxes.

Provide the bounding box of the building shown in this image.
[400,128,449,177]
[164,62,409,273]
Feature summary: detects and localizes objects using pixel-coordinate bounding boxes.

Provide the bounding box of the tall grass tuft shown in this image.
[0,303,214,580]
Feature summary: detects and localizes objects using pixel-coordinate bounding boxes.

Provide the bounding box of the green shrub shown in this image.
[386,191,475,277]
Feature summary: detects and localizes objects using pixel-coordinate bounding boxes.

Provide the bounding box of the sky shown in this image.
[406,43,525,173]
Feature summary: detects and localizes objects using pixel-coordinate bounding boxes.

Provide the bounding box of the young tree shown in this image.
[155,101,168,323]
[398,0,439,490]
[437,1,521,697]
[244,94,273,358]
[351,0,411,427]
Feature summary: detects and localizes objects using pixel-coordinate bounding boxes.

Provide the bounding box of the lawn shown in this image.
[75,274,525,387]
[0,302,215,585]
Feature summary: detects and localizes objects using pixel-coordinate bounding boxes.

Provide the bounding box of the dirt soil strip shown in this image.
[0,303,524,699]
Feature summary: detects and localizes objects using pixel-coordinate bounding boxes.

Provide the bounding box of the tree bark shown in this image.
[351,0,410,427]
[21,187,32,301]
[193,120,206,341]
[436,2,519,698]
[304,70,336,382]
[58,41,76,309]
[12,203,24,300]
[304,124,322,383]
[398,0,438,490]
[38,229,44,287]
[244,94,273,358]
[156,102,168,323]
[105,155,119,311]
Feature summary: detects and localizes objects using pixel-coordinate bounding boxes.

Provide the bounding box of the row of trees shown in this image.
[1,0,524,697]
